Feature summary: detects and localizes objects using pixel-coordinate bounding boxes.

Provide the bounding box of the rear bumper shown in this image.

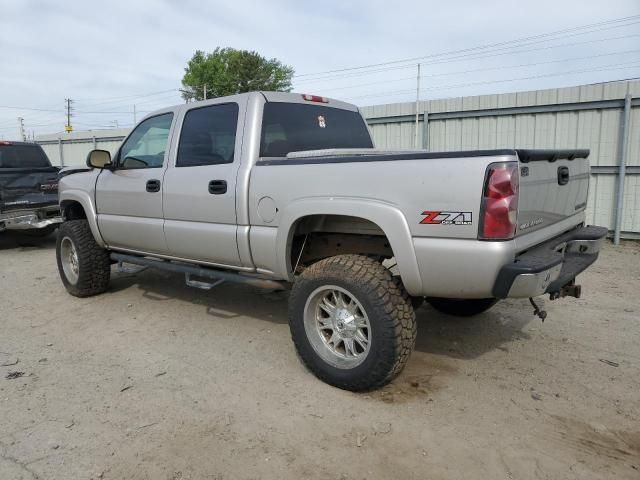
[493,225,608,298]
[0,206,62,231]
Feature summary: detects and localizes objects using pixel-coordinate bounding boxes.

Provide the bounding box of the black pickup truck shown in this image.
[0,141,61,236]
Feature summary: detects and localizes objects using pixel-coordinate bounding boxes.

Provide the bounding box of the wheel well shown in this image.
[61,200,87,221]
[289,215,395,273]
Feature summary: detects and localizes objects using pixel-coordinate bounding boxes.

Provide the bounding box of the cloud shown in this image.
[0,0,638,138]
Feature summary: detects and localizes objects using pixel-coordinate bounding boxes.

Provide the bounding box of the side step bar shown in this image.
[185,274,225,290]
[110,253,287,291]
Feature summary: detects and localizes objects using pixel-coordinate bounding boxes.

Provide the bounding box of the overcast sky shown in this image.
[1,0,639,139]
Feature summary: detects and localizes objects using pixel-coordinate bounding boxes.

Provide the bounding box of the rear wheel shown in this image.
[426,297,498,317]
[56,220,110,297]
[289,254,416,391]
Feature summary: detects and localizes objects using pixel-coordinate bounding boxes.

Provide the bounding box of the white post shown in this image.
[614,93,632,245]
[203,84,207,100]
[17,117,26,141]
[133,104,137,124]
[414,63,420,149]
[58,137,64,167]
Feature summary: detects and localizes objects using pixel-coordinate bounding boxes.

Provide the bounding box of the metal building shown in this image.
[36,79,639,238]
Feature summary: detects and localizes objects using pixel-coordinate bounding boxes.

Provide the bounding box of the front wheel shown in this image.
[56,220,111,297]
[289,254,416,391]
[426,297,498,317]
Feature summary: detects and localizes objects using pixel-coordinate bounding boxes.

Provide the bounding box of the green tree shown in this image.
[181,48,294,101]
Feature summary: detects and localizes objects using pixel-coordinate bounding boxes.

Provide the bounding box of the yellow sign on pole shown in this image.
[64,124,73,133]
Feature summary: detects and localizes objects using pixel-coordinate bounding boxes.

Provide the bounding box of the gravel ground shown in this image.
[0,232,638,480]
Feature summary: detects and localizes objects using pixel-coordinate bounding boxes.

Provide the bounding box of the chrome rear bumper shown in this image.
[0,210,62,231]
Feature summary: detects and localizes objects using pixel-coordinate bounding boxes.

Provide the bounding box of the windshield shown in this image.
[260,102,373,157]
[0,144,51,168]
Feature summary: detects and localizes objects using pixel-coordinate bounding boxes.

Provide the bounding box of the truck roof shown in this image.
[143,91,360,121]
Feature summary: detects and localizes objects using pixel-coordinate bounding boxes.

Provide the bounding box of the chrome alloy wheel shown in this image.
[60,236,80,284]
[303,285,371,369]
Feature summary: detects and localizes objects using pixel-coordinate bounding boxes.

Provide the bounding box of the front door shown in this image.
[162,102,242,267]
[96,112,174,254]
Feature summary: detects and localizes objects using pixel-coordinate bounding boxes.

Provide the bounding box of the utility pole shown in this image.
[203,84,207,100]
[17,117,26,141]
[133,104,137,124]
[414,63,421,149]
[64,98,73,133]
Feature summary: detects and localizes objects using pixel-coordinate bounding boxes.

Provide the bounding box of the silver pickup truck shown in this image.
[56,91,607,391]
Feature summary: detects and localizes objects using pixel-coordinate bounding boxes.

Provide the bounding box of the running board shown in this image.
[185,274,225,290]
[116,261,148,275]
[110,253,287,291]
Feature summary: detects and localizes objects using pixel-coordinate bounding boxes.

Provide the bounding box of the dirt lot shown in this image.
[0,232,638,480]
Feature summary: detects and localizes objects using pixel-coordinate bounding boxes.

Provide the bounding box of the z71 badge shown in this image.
[420,211,472,225]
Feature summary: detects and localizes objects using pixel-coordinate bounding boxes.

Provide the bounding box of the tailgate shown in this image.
[515,149,590,236]
[0,168,59,213]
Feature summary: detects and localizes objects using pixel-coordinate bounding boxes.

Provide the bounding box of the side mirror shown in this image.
[86,149,112,169]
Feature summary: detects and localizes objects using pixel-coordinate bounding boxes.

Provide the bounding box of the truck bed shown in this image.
[249,148,591,297]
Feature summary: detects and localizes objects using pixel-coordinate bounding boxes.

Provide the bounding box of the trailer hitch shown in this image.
[529,297,547,322]
[528,281,583,322]
[549,282,582,300]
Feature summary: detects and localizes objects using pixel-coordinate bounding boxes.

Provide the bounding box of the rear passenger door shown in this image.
[162,102,242,267]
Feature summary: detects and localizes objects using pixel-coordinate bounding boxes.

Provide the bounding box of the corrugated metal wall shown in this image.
[361,80,640,236]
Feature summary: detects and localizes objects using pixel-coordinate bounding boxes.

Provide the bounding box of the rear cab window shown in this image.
[260,103,373,157]
[0,143,51,168]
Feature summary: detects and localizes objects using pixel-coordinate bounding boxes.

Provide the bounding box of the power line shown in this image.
[4,14,640,137]
[295,14,640,79]
[295,32,640,86]
[74,88,180,108]
[348,61,640,101]
[73,92,183,114]
[314,49,640,93]
[4,23,638,122]
[0,105,62,113]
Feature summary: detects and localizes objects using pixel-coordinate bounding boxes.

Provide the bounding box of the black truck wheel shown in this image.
[289,254,416,391]
[426,297,498,317]
[56,220,110,297]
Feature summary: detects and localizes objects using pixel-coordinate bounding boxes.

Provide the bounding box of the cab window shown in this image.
[260,103,372,157]
[176,103,239,167]
[118,113,173,169]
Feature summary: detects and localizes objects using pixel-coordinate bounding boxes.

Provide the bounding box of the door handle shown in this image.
[146,179,161,192]
[208,180,227,194]
[557,166,570,186]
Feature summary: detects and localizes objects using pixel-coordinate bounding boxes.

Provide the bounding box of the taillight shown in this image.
[302,94,329,103]
[479,162,519,240]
